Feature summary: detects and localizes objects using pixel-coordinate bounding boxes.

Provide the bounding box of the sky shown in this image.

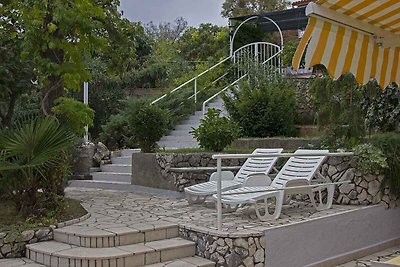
[119,0,228,27]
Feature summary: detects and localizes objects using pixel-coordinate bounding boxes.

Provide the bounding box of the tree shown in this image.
[0,5,36,127]
[2,0,133,115]
[145,17,188,42]
[221,0,288,18]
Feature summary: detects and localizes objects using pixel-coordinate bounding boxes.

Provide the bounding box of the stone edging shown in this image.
[0,203,90,259]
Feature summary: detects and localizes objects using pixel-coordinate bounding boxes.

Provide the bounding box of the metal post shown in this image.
[194,78,197,103]
[217,158,222,231]
[83,82,89,144]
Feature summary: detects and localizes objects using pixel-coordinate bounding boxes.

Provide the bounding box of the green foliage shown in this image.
[52,97,95,137]
[192,109,240,152]
[98,114,136,150]
[0,116,76,216]
[370,132,400,196]
[223,66,296,137]
[362,82,400,132]
[125,99,169,153]
[352,143,388,175]
[281,39,300,67]
[221,0,288,17]
[310,73,365,148]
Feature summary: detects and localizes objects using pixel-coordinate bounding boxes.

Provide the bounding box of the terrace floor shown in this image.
[65,187,361,238]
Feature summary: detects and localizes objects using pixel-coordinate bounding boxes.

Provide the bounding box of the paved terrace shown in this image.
[65,188,361,237]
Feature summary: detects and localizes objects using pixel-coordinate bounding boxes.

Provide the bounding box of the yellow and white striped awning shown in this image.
[293,0,400,88]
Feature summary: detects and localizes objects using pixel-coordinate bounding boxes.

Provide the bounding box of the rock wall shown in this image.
[0,227,53,258]
[180,229,265,267]
[321,156,400,208]
[156,153,246,192]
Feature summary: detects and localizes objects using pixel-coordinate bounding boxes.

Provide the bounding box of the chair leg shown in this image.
[186,194,206,204]
[254,193,284,221]
[309,185,335,211]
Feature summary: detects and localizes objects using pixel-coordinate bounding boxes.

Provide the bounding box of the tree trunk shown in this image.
[42,74,64,115]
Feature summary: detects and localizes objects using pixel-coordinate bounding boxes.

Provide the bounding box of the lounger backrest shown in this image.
[271,149,329,189]
[233,148,283,184]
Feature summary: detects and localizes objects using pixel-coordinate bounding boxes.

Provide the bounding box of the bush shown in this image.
[0,116,76,217]
[352,143,388,175]
[223,67,296,137]
[52,97,95,137]
[311,73,365,148]
[126,99,169,152]
[370,132,400,196]
[98,114,136,150]
[192,108,240,152]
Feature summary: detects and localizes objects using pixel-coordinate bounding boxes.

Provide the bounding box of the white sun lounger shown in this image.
[184,148,283,204]
[213,149,333,221]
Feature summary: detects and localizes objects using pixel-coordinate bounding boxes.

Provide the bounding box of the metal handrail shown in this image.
[151,56,232,105]
[202,42,283,117]
[213,152,355,231]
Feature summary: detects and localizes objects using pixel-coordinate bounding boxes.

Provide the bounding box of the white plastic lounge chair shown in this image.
[184,148,283,204]
[214,149,333,221]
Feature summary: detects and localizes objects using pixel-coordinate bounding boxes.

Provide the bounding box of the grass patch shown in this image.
[0,198,87,232]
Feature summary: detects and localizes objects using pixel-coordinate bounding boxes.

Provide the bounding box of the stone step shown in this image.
[26,238,195,267]
[54,222,179,248]
[159,136,197,142]
[157,141,199,149]
[0,258,45,267]
[166,130,193,137]
[91,172,131,184]
[101,164,132,173]
[173,124,200,131]
[144,256,215,267]
[112,156,132,165]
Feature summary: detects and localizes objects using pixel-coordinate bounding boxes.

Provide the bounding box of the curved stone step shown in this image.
[91,172,131,184]
[112,156,132,165]
[26,238,195,267]
[54,222,179,248]
[101,164,132,173]
[144,256,215,267]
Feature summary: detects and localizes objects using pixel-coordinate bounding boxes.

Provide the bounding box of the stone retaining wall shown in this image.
[321,157,400,208]
[156,153,246,192]
[0,227,53,258]
[179,228,265,267]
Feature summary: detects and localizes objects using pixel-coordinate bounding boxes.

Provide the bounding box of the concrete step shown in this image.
[91,172,131,184]
[54,222,179,248]
[166,130,193,137]
[157,141,199,149]
[159,136,196,142]
[26,237,195,267]
[0,258,46,267]
[174,124,200,131]
[112,156,132,165]
[144,256,215,267]
[101,164,132,173]
[121,149,141,157]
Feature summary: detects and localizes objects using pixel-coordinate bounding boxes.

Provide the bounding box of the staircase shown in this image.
[157,97,228,149]
[154,41,282,150]
[25,221,214,267]
[90,149,138,184]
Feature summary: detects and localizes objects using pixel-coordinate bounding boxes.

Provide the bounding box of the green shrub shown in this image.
[52,97,95,137]
[311,73,365,148]
[126,99,169,153]
[223,67,296,137]
[352,143,388,175]
[98,114,136,150]
[0,116,76,217]
[192,108,240,152]
[370,132,400,196]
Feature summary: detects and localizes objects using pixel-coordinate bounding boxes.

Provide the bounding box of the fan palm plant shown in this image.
[0,116,76,216]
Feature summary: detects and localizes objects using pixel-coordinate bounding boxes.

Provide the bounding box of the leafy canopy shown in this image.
[221,0,288,18]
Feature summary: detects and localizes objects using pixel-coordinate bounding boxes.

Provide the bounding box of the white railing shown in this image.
[202,42,283,118]
[151,56,232,105]
[212,152,355,231]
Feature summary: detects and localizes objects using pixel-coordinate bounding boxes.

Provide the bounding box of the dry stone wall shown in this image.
[156,153,246,192]
[321,156,400,208]
[180,228,265,267]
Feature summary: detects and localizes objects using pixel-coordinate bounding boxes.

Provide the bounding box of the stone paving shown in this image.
[64,187,361,237]
[339,245,400,266]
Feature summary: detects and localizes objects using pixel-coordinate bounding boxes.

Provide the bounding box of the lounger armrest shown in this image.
[243,174,272,187]
[209,171,235,182]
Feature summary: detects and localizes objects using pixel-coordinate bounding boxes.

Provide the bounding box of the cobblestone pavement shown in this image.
[339,245,400,266]
[64,187,361,236]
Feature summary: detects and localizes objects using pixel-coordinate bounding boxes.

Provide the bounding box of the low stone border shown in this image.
[179,226,265,267]
[0,205,90,259]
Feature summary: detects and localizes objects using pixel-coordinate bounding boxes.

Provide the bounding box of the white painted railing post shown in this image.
[194,78,197,103]
[217,157,223,231]
[83,82,89,144]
